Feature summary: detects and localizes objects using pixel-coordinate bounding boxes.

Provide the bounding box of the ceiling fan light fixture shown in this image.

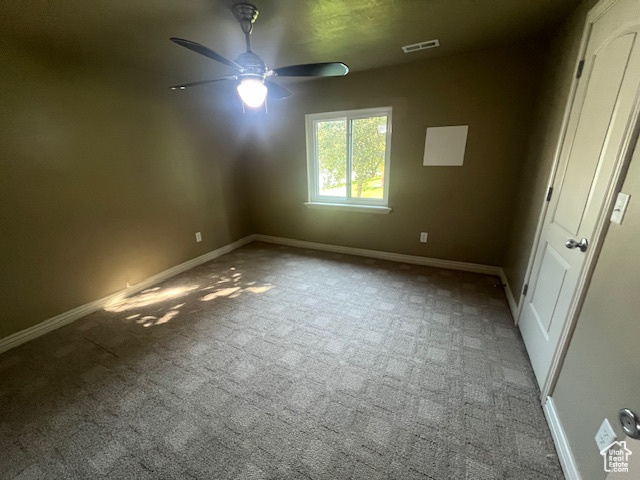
[237,78,267,108]
[170,3,348,104]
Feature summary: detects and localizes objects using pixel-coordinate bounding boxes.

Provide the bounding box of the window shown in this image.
[305,107,392,213]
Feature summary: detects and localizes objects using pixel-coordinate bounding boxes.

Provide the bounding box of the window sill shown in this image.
[303,202,392,214]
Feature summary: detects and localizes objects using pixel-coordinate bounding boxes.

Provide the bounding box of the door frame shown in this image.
[514,0,640,401]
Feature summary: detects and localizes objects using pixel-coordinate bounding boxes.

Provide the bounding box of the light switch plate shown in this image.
[610,192,630,224]
[595,418,617,452]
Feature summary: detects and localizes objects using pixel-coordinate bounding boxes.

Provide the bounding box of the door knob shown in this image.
[565,238,588,252]
[619,408,640,439]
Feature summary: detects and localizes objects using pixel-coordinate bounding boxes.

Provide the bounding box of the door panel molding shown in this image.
[553,33,635,235]
[531,244,570,335]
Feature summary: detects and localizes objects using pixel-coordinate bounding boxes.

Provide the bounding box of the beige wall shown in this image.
[241,41,547,267]
[552,136,640,479]
[502,0,598,296]
[0,38,549,341]
[0,44,250,339]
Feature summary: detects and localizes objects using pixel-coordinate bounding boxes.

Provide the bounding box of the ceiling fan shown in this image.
[170,3,350,108]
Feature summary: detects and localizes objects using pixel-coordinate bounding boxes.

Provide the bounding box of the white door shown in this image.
[519,0,640,388]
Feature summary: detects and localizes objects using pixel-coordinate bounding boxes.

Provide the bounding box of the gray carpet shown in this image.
[0,242,563,479]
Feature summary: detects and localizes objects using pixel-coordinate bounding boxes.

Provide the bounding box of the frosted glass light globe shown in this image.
[237,79,267,108]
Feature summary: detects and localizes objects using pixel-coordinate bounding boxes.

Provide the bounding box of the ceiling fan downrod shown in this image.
[233,3,259,52]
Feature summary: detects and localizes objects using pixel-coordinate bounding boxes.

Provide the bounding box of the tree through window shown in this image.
[306,107,392,208]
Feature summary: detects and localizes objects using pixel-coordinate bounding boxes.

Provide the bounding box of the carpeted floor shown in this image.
[0,242,563,479]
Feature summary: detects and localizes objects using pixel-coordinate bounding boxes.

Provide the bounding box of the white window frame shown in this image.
[304,106,392,214]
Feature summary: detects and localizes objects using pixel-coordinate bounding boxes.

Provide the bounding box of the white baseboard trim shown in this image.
[251,234,503,276]
[1,233,516,354]
[0,235,254,354]
[544,396,582,480]
[499,270,519,322]
[252,234,519,321]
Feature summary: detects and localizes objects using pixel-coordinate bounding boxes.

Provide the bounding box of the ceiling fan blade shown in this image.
[272,62,349,77]
[170,76,236,90]
[265,81,292,100]
[170,38,242,71]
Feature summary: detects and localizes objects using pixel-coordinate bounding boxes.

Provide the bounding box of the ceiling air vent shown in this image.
[401,39,440,53]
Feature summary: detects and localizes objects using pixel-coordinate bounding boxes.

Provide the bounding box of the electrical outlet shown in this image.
[595,418,617,452]
[195,232,202,243]
[420,232,428,243]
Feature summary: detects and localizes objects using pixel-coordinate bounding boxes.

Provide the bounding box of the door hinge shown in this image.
[523,284,529,296]
[546,187,553,202]
[576,59,585,79]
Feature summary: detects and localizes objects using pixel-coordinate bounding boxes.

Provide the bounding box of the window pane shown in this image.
[317,119,347,197]
[351,116,387,199]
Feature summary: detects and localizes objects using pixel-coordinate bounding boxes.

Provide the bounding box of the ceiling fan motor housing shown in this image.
[235,51,266,78]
